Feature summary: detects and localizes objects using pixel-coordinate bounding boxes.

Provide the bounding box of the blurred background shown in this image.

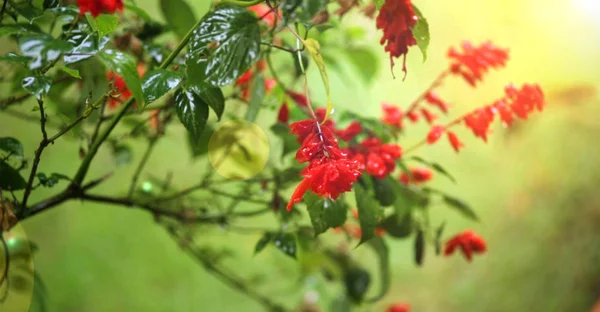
[1,0,600,311]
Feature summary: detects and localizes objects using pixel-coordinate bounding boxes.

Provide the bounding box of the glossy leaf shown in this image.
[187,4,260,86]
[160,0,197,39]
[0,52,30,67]
[60,66,81,79]
[174,88,209,142]
[187,125,214,158]
[344,267,371,303]
[10,0,44,22]
[254,232,273,255]
[22,75,52,99]
[245,74,265,122]
[443,195,479,221]
[366,237,390,302]
[0,137,24,159]
[142,69,184,105]
[303,38,333,119]
[95,14,120,38]
[43,0,60,9]
[18,34,73,69]
[64,25,109,64]
[380,213,413,239]
[99,49,144,106]
[306,192,347,236]
[354,182,383,245]
[190,84,225,121]
[414,229,425,266]
[373,176,396,207]
[272,232,297,259]
[412,5,430,62]
[0,162,27,190]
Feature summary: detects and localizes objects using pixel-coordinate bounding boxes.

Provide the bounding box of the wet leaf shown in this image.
[60,66,81,79]
[95,14,120,38]
[64,24,109,64]
[272,232,297,259]
[306,192,347,236]
[434,222,446,255]
[18,34,73,69]
[412,5,430,62]
[142,69,184,105]
[174,88,209,142]
[380,213,413,239]
[99,49,144,106]
[254,232,273,255]
[22,75,52,99]
[373,176,396,207]
[354,182,383,245]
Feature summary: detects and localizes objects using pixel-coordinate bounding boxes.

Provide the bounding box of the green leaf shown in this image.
[0,162,27,190]
[374,0,385,10]
[95,14,120,38]
[18,34,73,69]
[36,173,69,188]
[412,5,430,62]
[10,0,44,22]
[434,222,446,255]
[64,25,109,64]
[187,3,261,86]
[174,88,209,142]
[306,192,347,236]
[99,49,144,106]
[22,75,52,100]
[43,0,60,9]
[112,144,133,167]
[190,84,225,121]
[411,156,456,183]
[366,237,390,302]
[0,137,24,159]
[299,0,327,21]
[142,69,184,105]
[414,228,425,266]
[160,0,197,39]
[293,52,309,78]
[344,267,370,303]
[302,38,333,119]
[254,232,273,255]
[0,24,41,37]
[187,125,214,159]
[380,213,413,239]
[272,232,297,259]
[373,176,396,207]
[443,195,478,221]
[60,66,81,79]
[354,182,383,245]
[245,73,265,122]
[346,47,379,84]
[330,295,352,312]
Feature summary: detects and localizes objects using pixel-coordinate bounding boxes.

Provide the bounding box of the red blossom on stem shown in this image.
[236,63,277,101]
[426,125,444,144]
[447,131,464,153]
[376,0,417,78]
[347,137,402,179]
[386,302,411,312]
[424,91,450,114]
[463,106,495,142]
[448,41,509,87]
[444,230,487,262]
[287,90,309,108]
[106,63,145,109]
[335,121,362,141]
[381,103,404,128]
[420,107,437,124]
[399,167,433,184]
[78,0,123,16]
[277,103,289,124]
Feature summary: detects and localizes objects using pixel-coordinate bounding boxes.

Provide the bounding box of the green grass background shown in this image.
[2,0,600,311]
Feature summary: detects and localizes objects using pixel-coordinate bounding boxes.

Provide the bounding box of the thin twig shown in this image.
[128,138,158,198]
[21,99,49,209]
[403,69,450,116]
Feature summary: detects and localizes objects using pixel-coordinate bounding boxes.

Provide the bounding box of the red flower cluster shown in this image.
[448,41,509,87]
[386,302,411,312]
[376,0,417,76]
[78,0,123,17]
[248,3,277,27]
[346,137,402,179]
[335,121,362,142]
[381,103,403,128]
[286,119,362,211]
[444,230,487,262]
[236,61,277,101]
[399,167,433,184]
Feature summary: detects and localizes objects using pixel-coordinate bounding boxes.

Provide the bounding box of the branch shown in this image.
[403,69,450,116]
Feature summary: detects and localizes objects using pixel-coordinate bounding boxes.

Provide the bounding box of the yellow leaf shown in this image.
[302,38,333,121]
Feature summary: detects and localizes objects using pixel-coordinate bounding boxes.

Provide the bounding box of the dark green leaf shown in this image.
[22,75,52,100]
[18,34,73,69]
[36,173,69,188]
[443,195,478,221]
[112,144,132,167]
[95,14,120,38]
[190,84,225,121]
[293,53,309,78]
[373,176,396,207]
[174,88,209,142]
[142,69,184,105]
[60,66,81,79]
[0,24,41,37]
[414,229,425,266]
[380,213,413,239]
[412,5,430,62]
[299,0,328,21]
[64,25,109,64]
[254,232,273,255]
[10,0,44,22]
[245,73,265,122]
[434,222,446,255]
[99,49,144,106]
[43,0,60,9]
[160,0,197,39]
[410,156,456,183]
[188,124,214,158]
[346,47,379,84]
[187,4,261,86]
[272,232,297,259]
[306,192,347,236]
[374,0,385,10]
[344,267,370,303]
[0,137,24,158]
[366,237,390,302]
[354,182,383,245]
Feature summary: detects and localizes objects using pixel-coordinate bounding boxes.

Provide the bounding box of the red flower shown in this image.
[335,121,362,141]
[447,131,464,153]
[376,0,417,77]
[505,83,545,120]
[78,0,123,16]
[315,107,336,129]
[348,138,402,179]
[424,92,450,114]
[426,125,445,144]
[406,110,420,123]
[106,71,131,109]
[463,107,494,142]
[448,41,509,87]
[236,68,277,101]
[444,230,487,262]
[420,107,437,124]
[277,103,289,124]
[399,167,433,184]
[493,99,513,127]
[386,302,411,312]
[381,103,403,128]
[287,90,308,108]
[248,4,277,27]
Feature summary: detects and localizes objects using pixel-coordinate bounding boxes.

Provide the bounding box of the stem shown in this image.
[21,99,49,209]
[128,138,157,198]
[71,18,202,186]
[260,42,301,54]
[220,0,265,7]
[404,69,450,116]
[403,113,465,155]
